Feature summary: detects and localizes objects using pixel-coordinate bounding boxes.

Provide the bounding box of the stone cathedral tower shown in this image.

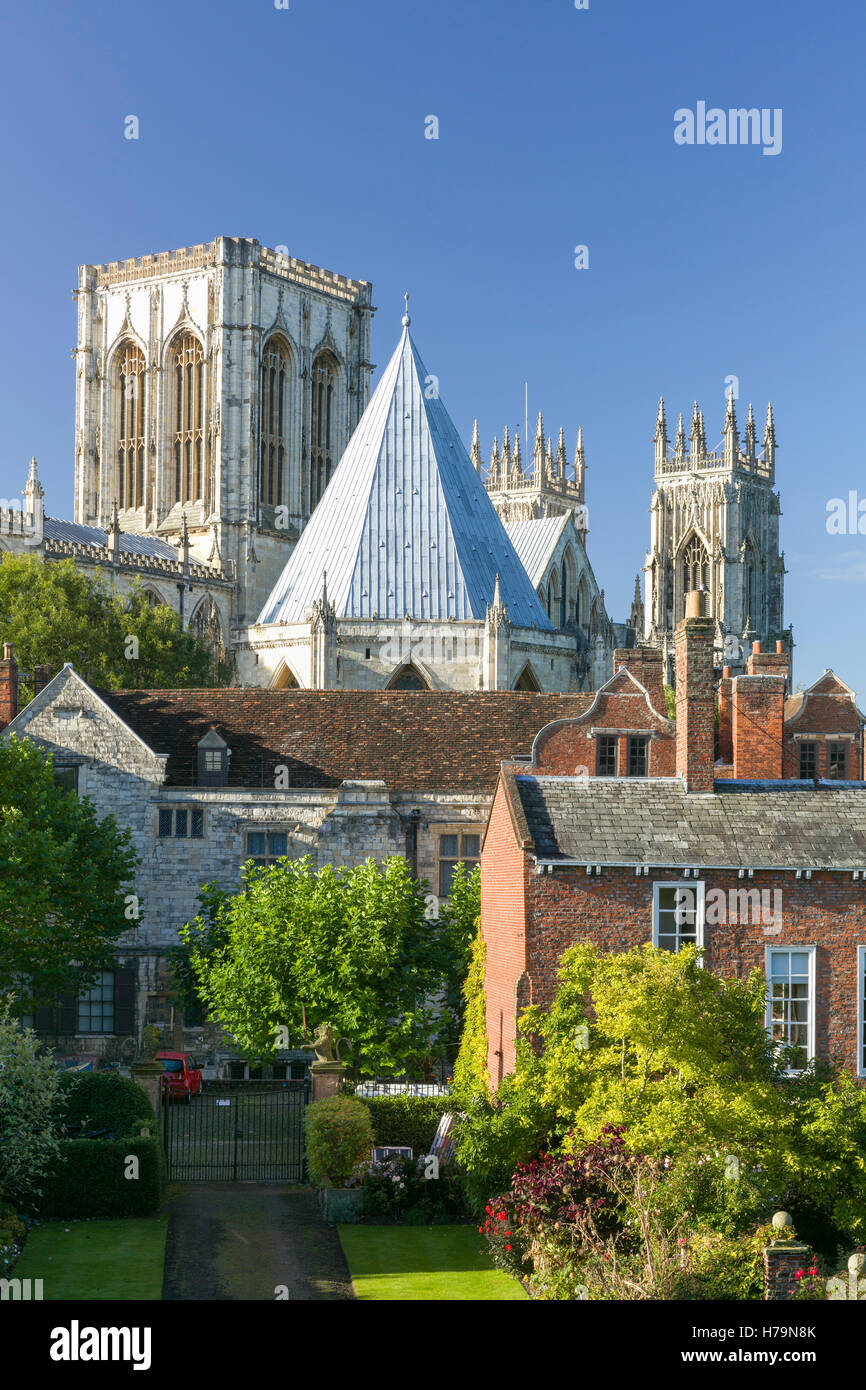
[73,236,373,626]
[643,393,791,682]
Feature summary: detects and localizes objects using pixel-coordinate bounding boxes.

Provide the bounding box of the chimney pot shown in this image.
[752,640,762,655]
[776,640,784,654]
[723,666,731,679]
[3,643,13,660]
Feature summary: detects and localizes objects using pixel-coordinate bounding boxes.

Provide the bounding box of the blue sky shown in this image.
[1,0,863,691]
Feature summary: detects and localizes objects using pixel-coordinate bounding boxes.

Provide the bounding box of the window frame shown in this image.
[627,735,648,777]
[765,945,816,1076]
[798,741,816,779]
[596,734,617,777]
[437,830,482,898]
[244,829,290,869]
[652,879,705,953]
[158,807,205,840]
[76,969,116,1036]
[827,742,848,780]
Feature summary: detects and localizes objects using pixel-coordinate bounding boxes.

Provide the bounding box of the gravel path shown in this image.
[162,1184,355,1301]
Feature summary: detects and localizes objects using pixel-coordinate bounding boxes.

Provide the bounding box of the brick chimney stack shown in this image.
[0,643,19,730]
[33,664,52,695]
[732,640,788,779]
[613,645,666,714]
[675,592,715,793]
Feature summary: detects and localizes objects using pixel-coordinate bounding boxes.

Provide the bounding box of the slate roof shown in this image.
[512,773,866,869]
[504,515,571,589]
[44,517,179,560]
[257,323,553,630]
[99,689,593,790]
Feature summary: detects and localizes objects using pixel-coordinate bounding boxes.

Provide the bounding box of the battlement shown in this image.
[82,237,372,305]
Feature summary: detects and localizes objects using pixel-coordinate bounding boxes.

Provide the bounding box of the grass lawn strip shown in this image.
[13,1216,169,1300]
[338,1224,527,1301]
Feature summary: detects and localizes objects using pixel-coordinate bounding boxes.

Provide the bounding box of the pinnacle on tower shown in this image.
[470,419,483,474]
[501,426,511,488]
[723,389,739,466]
[511,426,522,476]
[556,426,567,480]
[690,401,702,463]
[745,402,757,461]
[533,411,545,483]
[574,426,586,502]
[675,412,686,463]
[763,402,776,474]
[654,396,668,470]
[487,435,500,488]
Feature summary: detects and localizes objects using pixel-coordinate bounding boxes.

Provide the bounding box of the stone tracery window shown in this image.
[116,341,146,510]
[189,594,224,665]
[310,352,338,509]
[171,333,206,506]
[681,535,709,614]
[261,336,290,506]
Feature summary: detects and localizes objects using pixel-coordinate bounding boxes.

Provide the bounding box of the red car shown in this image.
[157,1052,203,1103]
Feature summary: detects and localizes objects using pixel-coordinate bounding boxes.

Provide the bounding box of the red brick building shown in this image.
[481,605,866,1087]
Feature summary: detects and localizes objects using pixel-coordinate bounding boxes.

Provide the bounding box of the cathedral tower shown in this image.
[73,237,373,624]
[643,393,790,680]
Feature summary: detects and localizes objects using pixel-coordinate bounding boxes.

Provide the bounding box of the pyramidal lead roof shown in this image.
[257,317,553,629]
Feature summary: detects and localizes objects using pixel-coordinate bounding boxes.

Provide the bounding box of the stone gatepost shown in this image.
[131,1061,164,1128]
[763,1211,812,1300]
[310,1061,347,1104]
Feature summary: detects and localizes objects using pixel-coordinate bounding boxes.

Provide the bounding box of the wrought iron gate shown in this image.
[162,1079,308,1181]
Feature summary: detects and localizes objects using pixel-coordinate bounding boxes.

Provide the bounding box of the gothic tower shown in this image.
[643,393,790,680]
[73,237,373,625]
[480,414,586,525]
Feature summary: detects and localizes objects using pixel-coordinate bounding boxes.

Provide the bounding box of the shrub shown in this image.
[0,1203,28,1275]
[0,1001,62,1207]
[358,1152,468,1225]
[360,1096,450,1157]
[671,1223,779,1301]
[54,1072,156,1139]
[452,928,488,1105]
[305,1096,374,1188]
[32,1137,165,1219]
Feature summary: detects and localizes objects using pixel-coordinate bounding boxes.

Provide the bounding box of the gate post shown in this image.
[132,1060,164,1128]
[310,1061,347,1104]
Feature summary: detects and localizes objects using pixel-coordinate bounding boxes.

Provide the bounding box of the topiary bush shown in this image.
[305,1095,374,1188]
[31,1137,165,1219]
[55,1071,156,1139]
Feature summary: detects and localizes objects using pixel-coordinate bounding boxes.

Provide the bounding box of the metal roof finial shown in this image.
[402,292,410,328]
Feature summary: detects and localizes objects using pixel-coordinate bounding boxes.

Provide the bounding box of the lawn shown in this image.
[338,1225,527,1301]
[13,1216,169,1300]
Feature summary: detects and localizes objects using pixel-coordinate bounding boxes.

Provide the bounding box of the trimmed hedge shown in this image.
[361,1096,453,1157]
[55,1072,156,1139]
[32,1137,165,1219]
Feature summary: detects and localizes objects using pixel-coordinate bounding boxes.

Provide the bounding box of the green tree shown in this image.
[0,998,62,1205]
[181,855,457,1076]
[0,553,227,696]
[457,943,866,1243]
[433,862,480,1059]
[452,924,488,1103]
[0,736,138,1007]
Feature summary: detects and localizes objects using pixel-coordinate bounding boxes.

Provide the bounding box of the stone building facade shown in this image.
[1,658,589,1068]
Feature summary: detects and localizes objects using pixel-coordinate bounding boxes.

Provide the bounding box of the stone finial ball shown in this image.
[772,1211,793,1230]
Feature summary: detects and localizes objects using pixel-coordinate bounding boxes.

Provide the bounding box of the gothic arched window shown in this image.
[261,336,290,507]
[387,663,429,690]
[116,341,146,511]
[310,352,339,510]
[189,594,224,665]
[681,536,709,614]
[170,333,206,506]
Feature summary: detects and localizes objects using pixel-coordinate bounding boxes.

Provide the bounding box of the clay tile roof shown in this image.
[99,688,594,791]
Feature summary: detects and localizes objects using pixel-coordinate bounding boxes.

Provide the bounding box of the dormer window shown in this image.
[197,727,230,787]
